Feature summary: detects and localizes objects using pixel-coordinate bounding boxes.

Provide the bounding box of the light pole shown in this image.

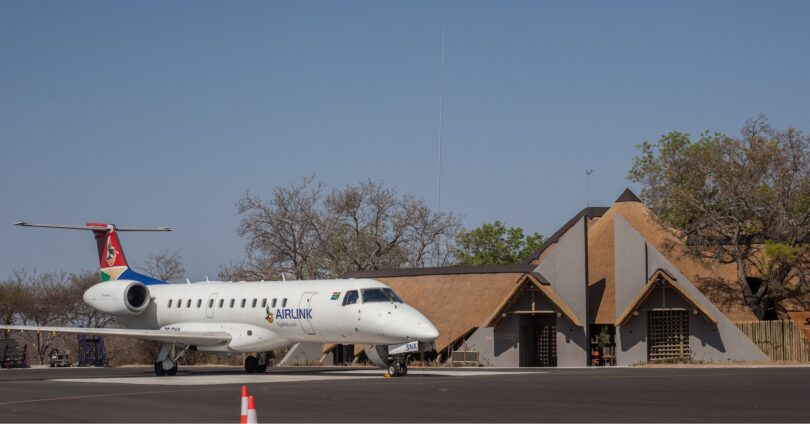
[586,169,594,207]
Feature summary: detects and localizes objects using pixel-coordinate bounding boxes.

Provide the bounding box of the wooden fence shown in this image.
[735,320,810,362]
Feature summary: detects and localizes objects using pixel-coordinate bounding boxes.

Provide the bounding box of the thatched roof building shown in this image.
[286,189,787,367]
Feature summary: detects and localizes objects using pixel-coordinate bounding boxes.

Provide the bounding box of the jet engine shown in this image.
[83,280,150,316]
[364,344,389,368]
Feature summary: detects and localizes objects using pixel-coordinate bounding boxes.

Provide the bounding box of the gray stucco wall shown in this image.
[464,326,497,366]
[493,313,521,366]
[465,292,572,367]
[534,218,588,366]
[613,214,767,364]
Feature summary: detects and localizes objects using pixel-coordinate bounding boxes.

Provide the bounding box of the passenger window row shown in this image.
[166,297,287,309]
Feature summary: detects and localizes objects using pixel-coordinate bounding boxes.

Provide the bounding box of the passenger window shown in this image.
[208,299,214,308]
[240,299,246,308]
[272,298,277,308]
[343,290,359,306]
[167,299,173,308]
[261,299,267,308]
[197,299,202,308]
[251,299,257,308]
[219,299,224,308]
[282,298,287,307]
[177,299,182,308]
[186,299,192,308]
[229,299,235,308]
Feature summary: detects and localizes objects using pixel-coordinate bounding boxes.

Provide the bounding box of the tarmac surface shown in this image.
[1,365,808,422]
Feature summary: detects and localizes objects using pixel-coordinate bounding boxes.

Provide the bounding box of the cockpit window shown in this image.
[343,290,359,306]
[361,288,403,303]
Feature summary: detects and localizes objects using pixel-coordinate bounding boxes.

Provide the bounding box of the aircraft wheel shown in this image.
[400,363,408,376]
[154,362,167,376]
[166,365,178,376]
[244,355,258,374]
[387,363,398,377]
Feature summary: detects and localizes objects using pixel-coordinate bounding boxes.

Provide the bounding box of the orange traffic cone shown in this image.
[247,395,258,424]
[240,386,249,424]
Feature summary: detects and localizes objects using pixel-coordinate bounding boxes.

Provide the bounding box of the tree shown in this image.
[141,250,186,283]
[629,115,809,319]
[17,271,72,364]
[0,269,33,326]
[222,177,461,280]
[454,221,544,266]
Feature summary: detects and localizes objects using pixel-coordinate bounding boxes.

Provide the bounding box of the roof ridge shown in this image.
[343,264,537,279]
[615,188,642,203]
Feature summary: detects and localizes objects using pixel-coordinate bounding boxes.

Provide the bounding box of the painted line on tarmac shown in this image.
[52,374,378,386]
[328,370,546,376]
[50,369,543,385]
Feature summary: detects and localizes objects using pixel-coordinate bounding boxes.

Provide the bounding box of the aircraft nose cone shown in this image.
[416,321,439,341]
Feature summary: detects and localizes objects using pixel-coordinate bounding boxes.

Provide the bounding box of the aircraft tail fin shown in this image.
[14,222,171,285]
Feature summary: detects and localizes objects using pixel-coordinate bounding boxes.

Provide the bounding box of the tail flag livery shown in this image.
[14,222,171,285]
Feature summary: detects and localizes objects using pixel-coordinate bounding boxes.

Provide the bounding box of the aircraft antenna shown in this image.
[435,24,446,267]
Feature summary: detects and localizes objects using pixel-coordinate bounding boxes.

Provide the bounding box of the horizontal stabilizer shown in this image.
[14,222,171,232]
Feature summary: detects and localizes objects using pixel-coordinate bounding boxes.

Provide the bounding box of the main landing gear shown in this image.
[387,356,408,377]
[153,344,188,376]
[244,351,272,374]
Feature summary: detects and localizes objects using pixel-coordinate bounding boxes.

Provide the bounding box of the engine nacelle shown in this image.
[83,280,151,316]
[364,344,389,368]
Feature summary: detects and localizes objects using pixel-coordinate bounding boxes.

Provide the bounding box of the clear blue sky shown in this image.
[2,1,809,280]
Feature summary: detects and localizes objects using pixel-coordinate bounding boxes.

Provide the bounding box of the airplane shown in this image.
[0,222,439,377]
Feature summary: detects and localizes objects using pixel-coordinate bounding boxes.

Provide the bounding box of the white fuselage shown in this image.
[109,278,438,353]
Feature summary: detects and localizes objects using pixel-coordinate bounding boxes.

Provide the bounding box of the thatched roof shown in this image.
[373,272,532,352]
[615,269,718,326]
[588,190,758,322]
[339,267,580,353]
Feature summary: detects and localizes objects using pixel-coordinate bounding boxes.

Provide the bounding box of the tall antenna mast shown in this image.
[437,24,446,216]
[436,24,446,267]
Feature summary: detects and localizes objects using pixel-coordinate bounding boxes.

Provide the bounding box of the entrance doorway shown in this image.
[519,314,557,367]
[647,310,690,362]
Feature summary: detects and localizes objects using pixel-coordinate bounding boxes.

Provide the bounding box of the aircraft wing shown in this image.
[0,325,231,346]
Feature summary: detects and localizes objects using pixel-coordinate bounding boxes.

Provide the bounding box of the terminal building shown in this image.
[282,189,789,367]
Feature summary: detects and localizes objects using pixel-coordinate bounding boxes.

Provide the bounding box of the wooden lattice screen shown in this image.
[647,310,690,362]
[536,321,557,367]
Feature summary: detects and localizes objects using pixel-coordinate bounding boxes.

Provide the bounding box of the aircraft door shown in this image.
[206,293,218,319]
[299,292,316,335]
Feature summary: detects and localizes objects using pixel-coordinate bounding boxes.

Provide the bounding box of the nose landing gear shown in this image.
[387,356,408,377]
